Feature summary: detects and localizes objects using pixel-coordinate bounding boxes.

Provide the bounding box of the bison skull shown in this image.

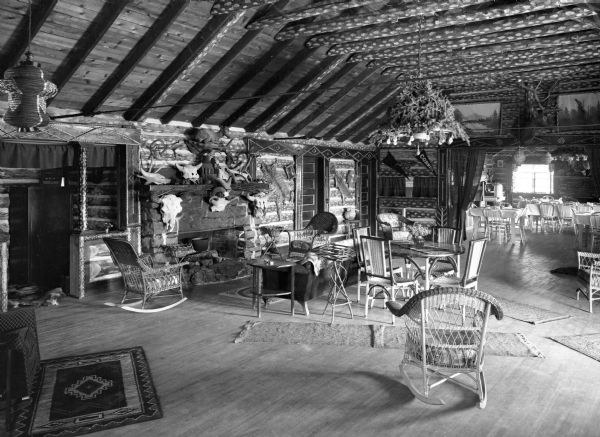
[160,194,183,232]
[176,162,203,183]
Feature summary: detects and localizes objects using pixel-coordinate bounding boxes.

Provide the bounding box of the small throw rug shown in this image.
[497,298,571,325]
[234,321,544,358]
[13,346,162,437]
[550,333,600,363]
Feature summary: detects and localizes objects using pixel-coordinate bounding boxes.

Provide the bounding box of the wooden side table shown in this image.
[247,259,296,318]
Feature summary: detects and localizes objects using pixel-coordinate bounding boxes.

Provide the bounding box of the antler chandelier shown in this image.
[369,14,469,149]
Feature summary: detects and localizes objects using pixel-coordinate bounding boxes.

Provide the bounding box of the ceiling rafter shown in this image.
[274,0,491,41]
[81,0,190,116]
[265,61,359,134]
[346,20,596,62]
[322,84,403,140]
[122,11,243,122]
[328,6,594,56]
[288,68,378,137]
[339,106,386,143]
[0,0,58,76]
[190,38,294,127]
[50,0,132,97]
[222,46,318,127]
[246,55,345,133]
[306,0,583,48]
[159,0,290,125]
[247,0,380,30]
[365,32,600,68]
[382,46,600,77]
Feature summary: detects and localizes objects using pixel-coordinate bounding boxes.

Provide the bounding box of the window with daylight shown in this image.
[512,164,553,194]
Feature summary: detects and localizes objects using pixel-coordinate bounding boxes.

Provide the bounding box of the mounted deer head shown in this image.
[517,80,560,144]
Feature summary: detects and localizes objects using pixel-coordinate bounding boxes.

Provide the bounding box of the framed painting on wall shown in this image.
[557,92,600,131]
[453,102,501,135]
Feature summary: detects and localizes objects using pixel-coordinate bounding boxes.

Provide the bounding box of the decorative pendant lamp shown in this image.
[369,14,469,149]
[0,0,57,132]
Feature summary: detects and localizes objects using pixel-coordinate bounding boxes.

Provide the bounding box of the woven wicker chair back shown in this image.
[306,212,338,233]
[103,238,141,268]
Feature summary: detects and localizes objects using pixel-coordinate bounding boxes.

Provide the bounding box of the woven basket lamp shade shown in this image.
[0,53,57,132]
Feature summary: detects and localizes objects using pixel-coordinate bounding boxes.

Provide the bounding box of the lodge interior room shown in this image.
[1,1,600,436]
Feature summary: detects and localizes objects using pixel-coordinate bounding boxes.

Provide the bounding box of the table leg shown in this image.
[290,265,295,317]
[256,267,263,318]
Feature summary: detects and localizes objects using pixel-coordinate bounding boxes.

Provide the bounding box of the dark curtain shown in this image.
[0,141,116,168]
[585,146,600,199]
[449,148,486,234]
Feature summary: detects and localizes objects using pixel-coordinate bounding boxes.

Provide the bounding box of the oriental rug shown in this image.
[550,333,600,363]
[13,346,162,437]
[497,298,571,325]
[234,321,544,358]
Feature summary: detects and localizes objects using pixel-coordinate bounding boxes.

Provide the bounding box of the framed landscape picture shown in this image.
[557,92,600,131]
[453,102,501,135]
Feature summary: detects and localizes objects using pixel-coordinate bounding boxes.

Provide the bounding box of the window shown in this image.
[512,164,553,194]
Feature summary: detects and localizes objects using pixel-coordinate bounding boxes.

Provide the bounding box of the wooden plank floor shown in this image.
[31,229,600,437]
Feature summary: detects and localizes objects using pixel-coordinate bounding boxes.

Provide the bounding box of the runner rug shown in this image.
[13,346,162,437]
[497,298,571,325]
[550,333,600,363]
[234,321,544,358]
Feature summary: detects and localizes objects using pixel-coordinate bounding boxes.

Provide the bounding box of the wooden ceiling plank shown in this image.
[81,0,189,116]
[307,0,583,48]
[328,6,595,56]
[123,12,242,122]
[190,39,294,127]
[247,55,345,133]
[339,106,386,143]
[0,0,59,75]
[247,0,380,30]
[347,20,596,62]
[366,33,600,68]
[275,0,491,41]
[265,61,359,134]
[159,0,290,125]
[321,84,402,140]
[382,46,600,77]
[222,46,318,127]
[210,0,277,15]
[50,0,132,97]
[288,68,378,137]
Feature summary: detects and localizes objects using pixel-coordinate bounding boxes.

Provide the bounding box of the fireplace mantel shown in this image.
[147,182,270,196]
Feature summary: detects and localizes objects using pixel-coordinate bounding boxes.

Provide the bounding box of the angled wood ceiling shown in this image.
[0,0,599,145]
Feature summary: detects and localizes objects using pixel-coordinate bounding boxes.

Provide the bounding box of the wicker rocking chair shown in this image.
[387,287,503,408]
[104,238,188,311]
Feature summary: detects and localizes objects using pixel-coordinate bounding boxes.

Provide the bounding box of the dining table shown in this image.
[390,241,465,291]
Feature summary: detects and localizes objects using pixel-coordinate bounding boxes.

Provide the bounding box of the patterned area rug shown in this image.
[219,286,284,304]
[14,347,162,437]
[497,298,571,325]
[550,333,600,362]
[234,321,544,358]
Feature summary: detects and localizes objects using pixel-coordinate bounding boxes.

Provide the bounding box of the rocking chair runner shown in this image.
[387,287,503,408]
[104,238,188,309]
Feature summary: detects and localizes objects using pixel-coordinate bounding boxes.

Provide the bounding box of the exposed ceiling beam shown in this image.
[274,0,491,41]
[382,46,600,77]
[81,0,189,116]
[265,61,359,134]
[123,12,243,122]
[0,0,58,76]
[346,20,596,62]
[328,7,594,56]
[321,84,402,140]
[348,113,385,144]
[365,32,600,68]
[159,0,290,125]
[222,46,318,127]
[339,106,386,143]
[306,0,583,48]
[50,0,131,98]
[247,0,380,30]
[288,68,378,137]
[211,0,277,15]
[246,55,345,133]
[190,39,294,127]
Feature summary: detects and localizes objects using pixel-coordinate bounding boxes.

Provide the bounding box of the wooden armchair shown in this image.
[576,251,600,313]
[286,212,339,259]
[104,238,188,309]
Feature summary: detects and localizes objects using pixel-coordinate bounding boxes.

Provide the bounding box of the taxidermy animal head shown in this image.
[160,194,183,232]
[138,168,171,185]
[175,162,203,183]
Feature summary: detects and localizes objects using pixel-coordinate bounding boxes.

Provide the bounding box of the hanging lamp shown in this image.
[0,0,57,132]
